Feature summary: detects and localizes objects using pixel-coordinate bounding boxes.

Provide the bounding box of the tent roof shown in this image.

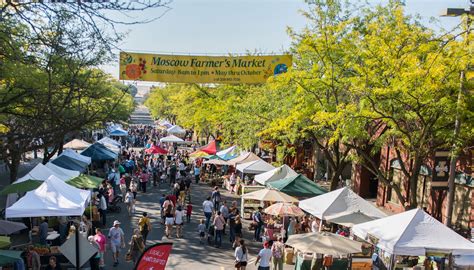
[227,152,261,166]
[61,149,91,165]
[52,155,88,172]
[67,174,103,189]
[63,139,91,150]
[145,145,168,155]
[203,159,228,165]
[6,175,91,218]
[352,208,474,256]
[160,135,184,143]
[200,140,217,155]
[242,188,299,202]
[236,159,275,174]
[255,164,298,185]
[45,162,80,180]
[167,125,186,134]
[216,146,238,160]
[98,137,121,147]
[267,174,327,198]
[81,143,118,161]
[326,211,377,227]
[108,126,128,136]
[299,187,387,220]
[16,163,68,183]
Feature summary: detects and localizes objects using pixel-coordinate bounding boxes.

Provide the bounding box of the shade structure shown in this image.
[267,174,327,198]
[61,149,92,165]
[52,155,88,172]
[145,145,168,155]
[189,150,210,158]
[109,127,128,136]
[0,250,23,266]
[6,175,91,218]
[0,236,11,249]
[0,220,28,235]
[286,232,362,256]
[227,152,261,166]
[216,145,238,160]
[16,163,68,183]
[255,164,298,185]
[98,137,121,147]
[63,139,91,150]
[236,159,275,174]
[242,188,298,203]
[352,208,474,256]
[45,162,80,180]
[264,203,305,217]
[67,174,103,189]
[160,135,184,143]
[200,140,217,155]
[326,212,377,227]
[299,187,386,221]
[157,119,173,128]
[81,143,118,161]
[0,180,42,195]
[167,125,186,135]
[203,159,229,165]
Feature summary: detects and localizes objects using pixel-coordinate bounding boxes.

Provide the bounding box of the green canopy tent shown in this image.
[0,250,22,266]
[267,174,327,198]
[67,175,103,189]
[0,180,42,195]
[0,236,11,249]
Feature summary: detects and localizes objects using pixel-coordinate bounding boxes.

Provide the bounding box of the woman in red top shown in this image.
[139,170,149,193]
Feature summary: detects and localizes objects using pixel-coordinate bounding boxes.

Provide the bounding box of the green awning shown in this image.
[0,180,42,195]
[267,174,327,198]
[67,174,103,189]
[0,249,22,266]
[0,236,11,249]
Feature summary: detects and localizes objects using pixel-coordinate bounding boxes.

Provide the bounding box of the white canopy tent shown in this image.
[236,160,275,175]
[254,164,298,185]
[16,163,69,183]
[299,187,387,221]
[63,139,91,150]
[45,162,80,180]
[352,208,474,256]
[226,152,261,166]
[6,175,91,218]
[61,149,92,165]
[98,137,121,147]
[167,125,186,135]
[160,135,184,143]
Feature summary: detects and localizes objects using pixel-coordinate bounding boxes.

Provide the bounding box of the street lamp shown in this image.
[440,1,472,228]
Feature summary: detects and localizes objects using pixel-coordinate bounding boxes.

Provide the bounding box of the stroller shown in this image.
[108,195,122,213]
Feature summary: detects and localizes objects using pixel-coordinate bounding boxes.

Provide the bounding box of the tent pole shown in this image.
[75,219,80,270]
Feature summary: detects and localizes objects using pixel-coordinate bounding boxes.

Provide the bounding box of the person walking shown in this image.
[234,215,243,248]
[234,239,248,270]
[130,180,138,199]
[164,205,174,238]
[124,189,135,216]
[202,196,214,229]
[194,164,200,184]
[175,205,185,238]
[213,211,225,248]
[211,186,221,211]
[255,241,272,270]
[108,220,125,267]
[128,229,145,265]
[87,236,101,270]
[253,207,264,242]
[139,169,149,193]
[186,202,192,223]
[93,228,106,269]
[220,201,229,234]
[138,212,151,244]
[198,219,206,244]
[271,237,285,270]
[229,172,237,194]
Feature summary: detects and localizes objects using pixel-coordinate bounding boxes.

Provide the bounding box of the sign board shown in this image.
[135,242,173,270]
[119,52,292,84]
[59,233,97,267]
[432,151,450,189]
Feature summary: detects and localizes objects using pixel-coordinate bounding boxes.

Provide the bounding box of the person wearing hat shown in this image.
[255,241,272,270]
[108,220,125,267]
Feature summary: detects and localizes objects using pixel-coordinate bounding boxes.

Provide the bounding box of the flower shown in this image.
[125,64,142,80]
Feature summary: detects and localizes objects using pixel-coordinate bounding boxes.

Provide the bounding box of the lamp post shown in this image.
[440,2,473,228]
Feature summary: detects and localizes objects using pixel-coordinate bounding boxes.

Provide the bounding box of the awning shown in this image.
[267,174,327,198]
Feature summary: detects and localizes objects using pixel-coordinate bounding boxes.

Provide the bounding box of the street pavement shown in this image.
[103,178,295,270]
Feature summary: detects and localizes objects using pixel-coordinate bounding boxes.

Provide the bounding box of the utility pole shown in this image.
[440,2,473,227]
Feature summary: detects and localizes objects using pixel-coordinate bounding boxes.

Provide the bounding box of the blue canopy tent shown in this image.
[81,143,118,161]
[109,128,128,137]
[51,155,88,172]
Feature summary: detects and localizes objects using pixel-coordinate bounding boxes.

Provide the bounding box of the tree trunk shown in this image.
[408,157,423,209]
[8,153,21,183]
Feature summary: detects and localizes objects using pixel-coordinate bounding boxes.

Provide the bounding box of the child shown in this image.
[186,202,192,223]
[197,219,206,244]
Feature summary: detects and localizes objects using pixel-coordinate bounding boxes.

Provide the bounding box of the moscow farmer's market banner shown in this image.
[119,52,292,84]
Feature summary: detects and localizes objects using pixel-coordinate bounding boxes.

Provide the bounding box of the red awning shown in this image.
[145,145,168,155]
[200,140,217,154]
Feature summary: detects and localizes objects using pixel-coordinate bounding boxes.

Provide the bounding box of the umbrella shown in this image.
[0,179,42,195]
[241,188,299,203]
[0,220,27,235]
[0,250,23,266]
[286,232,362,256]
[190,151,210,158]
[326,211,377,227]
[264,203,305,217]
[0,236,11,249]
[145,145,168,155]
[67,174,103,189]
[203,159,229,165]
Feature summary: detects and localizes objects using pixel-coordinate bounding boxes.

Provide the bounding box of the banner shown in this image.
[135,242,173,270]
[119,52,292,84]
[432,151,450,189]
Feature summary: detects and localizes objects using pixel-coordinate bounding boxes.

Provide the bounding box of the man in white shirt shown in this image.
[108,220,125,267]
[255,241,272,270]
[311,217,320,232]
[202,197,214,229]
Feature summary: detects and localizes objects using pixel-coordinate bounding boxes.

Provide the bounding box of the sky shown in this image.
[102,0,469,86]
